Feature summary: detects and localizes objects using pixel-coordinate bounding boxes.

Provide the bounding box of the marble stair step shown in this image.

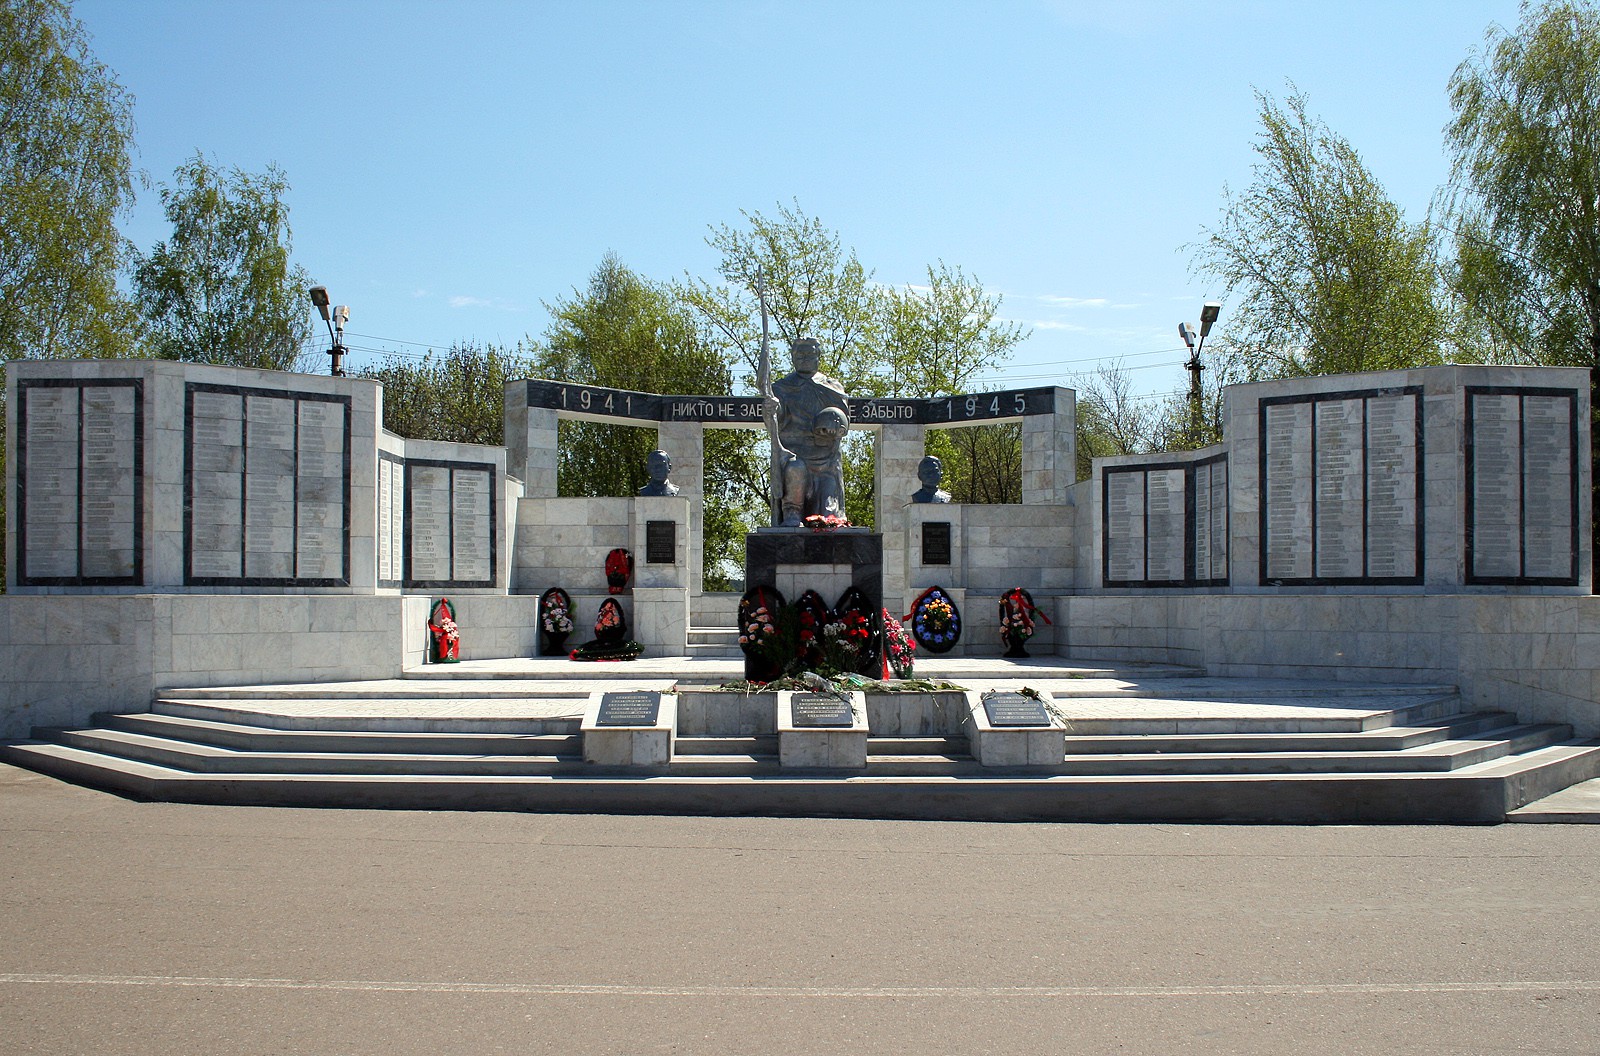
[7,736,1599,823]
[1061,711,1517,754]
[152,698,584,735]
[102,712,583,756]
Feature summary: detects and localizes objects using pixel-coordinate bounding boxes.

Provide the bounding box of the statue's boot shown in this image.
[781,504,803,527]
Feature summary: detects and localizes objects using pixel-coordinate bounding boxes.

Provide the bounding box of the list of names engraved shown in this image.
[1104,470,1146,582]
[378,458,404,583]
[186,386,348,583]
[407,465,452,582]
[1144,468,1185,581]
[450,468,493,583]
[1314,398,1365,579]
[76,386,139,580]
[1194,460,1228,582]
[21,387,78,578]
[1365,393,1418,579]
[1470,393,1523,579]
[1521,394,1574,579]
[1263,401,1313,580]
[189,390,245,579]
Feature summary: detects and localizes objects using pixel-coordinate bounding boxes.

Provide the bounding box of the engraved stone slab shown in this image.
[596,691,662,727]
[1523,394,1574,580]
[1365,393,1418,579]
[646,519,676,565]
[1145,467,1185,581]
[982,692,1052,727]
[1314,398,1364,579]
[1263,401,1313,581]
[789,693,854,728]
[1104,469,1146,582]
[450,467,493,582]
[1470,392,1521,579]
[921,521,952,566]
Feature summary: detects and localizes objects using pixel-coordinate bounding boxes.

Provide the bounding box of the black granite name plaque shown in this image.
[790,693,854,728]
[982,692,1052,727]
[646,520,675,564]
[596,691,662,726]
[922,521,952,565]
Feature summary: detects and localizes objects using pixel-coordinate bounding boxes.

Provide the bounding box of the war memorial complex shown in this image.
[3,350,1599,822]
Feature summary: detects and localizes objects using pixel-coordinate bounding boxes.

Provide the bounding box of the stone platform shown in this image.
[6,654,1600,824]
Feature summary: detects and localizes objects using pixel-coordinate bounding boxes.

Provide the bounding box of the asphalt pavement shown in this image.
[2,761,1597,1055]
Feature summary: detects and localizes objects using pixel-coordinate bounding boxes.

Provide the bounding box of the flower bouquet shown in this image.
[881,608,916,678]
[802,513,850,533]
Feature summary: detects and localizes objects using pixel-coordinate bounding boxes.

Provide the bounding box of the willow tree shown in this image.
[1446,1,1600,586]
[1193,89,1445,380]
[0,0,139,362]
[133,153,314,371]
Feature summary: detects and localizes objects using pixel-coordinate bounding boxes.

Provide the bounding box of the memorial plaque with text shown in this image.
[1144,468,1185,582]
[1104,470,1147,582]
[1523,394,1574,580]
[1262,401,1313,581]
[1468,388,1578,583]
[403,459,497,588]
[185,384,349,585]
[921,521,952,566]
[450,468,493,583]
[789,693,855,728]
[982,692,1053,727]
[19,379,143,585]
[646,520,676,565]
[1470,392,1521,579]
[1364,393,1419,580]
[1314,398,1365,579]
[1261,389,1421,584]
[596,691,662,726]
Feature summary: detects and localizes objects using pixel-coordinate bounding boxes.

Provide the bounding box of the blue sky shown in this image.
[77,0,1519,401]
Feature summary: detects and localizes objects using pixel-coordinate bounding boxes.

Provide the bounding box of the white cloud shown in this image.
[1037,294,1110,309]
[1009,319,1089,332]
[448,295,491,309]
[411,288,429,299]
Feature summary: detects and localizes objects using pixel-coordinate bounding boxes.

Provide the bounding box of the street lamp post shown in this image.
[309,285,349,377]
[1178,301,1222,447]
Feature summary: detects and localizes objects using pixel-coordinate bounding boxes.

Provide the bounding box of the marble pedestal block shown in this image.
[631,586,688,655]
[746,530,882,612]
[777,691,868,768]
[581,692,677,766]
[961,691,1066,767]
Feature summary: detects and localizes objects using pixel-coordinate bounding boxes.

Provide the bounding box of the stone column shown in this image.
[874,422,926,617]
[1022,386,1076,507]
[503,382,558,499]
[656,420,705,595]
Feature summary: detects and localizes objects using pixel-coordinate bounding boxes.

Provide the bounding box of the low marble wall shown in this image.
[1058,593,1600,736]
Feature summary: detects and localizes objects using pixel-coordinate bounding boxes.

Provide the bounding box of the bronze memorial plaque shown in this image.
[596,691,662,726]
[790,693,854,728]
[982,692,1052,727]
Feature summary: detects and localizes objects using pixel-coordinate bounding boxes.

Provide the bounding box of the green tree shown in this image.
[133,152,313,371]
[360,342,531,446]
[683,204,1027,522]
[533,254,756,587]
[0,0,139,362]
[1193,89,1446,380]
[1446,1,1600,586]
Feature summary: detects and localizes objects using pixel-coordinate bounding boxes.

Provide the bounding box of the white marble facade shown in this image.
[5,358,1599,740]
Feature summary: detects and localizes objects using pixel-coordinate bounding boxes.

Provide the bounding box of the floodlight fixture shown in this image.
[1199,301,1222,337]
[309,285,331,321]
